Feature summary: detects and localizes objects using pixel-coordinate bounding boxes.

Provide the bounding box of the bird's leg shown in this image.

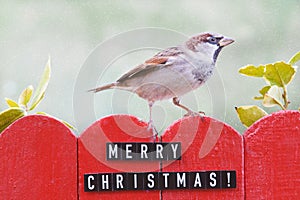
[147,101,158,141]
[172,97,205,117]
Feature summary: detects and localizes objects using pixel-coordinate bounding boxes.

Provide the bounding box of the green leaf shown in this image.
[5,98,19,107]
[262,85,284,109]
[254,86,271,100]
[235,105,268,127]
[29,58,51,111]
[18,85,34,107]
[289,51,300,65]
[263,62,296,87]
[0,107,26,133]
[239,65,265,77]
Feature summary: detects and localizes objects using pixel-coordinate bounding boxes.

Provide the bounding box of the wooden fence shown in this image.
[1,110,300,199]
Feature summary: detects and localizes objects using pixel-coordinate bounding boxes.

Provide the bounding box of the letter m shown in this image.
[107,143,119,160]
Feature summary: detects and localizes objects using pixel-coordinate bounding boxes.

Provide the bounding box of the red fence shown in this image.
[1,110,300,199]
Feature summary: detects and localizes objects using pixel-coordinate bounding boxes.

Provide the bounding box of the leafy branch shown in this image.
[0,58,75,133]
[236,51,300,127]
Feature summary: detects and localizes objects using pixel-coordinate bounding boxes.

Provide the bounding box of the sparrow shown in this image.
[89,32,234,138]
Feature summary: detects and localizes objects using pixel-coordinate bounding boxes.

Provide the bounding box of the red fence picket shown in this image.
[78,115,161,200]
[0,115,77,199]
[161,116,244,199]
[244,110,300,199]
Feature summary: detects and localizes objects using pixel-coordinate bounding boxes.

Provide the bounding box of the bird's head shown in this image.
[186,32,234,63]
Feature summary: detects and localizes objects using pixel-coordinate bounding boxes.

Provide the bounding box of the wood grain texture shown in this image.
[0,115,77,199]
[161,116,244,199]
[78,114,160,200]
[3,111,300,199]
[244,110,300,199]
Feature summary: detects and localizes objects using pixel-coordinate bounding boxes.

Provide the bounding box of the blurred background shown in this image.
[0,0,299,134]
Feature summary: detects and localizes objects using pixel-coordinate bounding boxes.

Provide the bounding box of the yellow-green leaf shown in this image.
[289,51,300,65]
[264,62,296,87]
[254,86,271,100]
[18,85,34,106]
[262,85,284,109]
[0,107,26,133]
[61,120,77,130]
[5,98,19,107]
[36,112,77,130]
[29,58,51,111]
[36,111,47,115]
[235,105,268,127]
[253,96,263,100]
[239,65,265,77]
[259,86,271,96]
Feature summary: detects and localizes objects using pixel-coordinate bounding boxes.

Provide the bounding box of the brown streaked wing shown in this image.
[145,56,169,64]
[116,46,183,83]
[153,46,183,57]
[117,62,166,83]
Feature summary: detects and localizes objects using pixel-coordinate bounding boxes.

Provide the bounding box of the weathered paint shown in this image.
[161,116,244,199]
[1,111,300,199]
[0,115,77,199]
[78,115,160,200]
[244,110,300,199]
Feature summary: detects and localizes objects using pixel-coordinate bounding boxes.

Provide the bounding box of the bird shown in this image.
[89,32,234,138]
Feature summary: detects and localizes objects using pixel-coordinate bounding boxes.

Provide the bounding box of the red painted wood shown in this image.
[244,110,300,199]
[161,116,244,199]
[0,115,77,199]
[3,111,299,199]
[78,114,160,200]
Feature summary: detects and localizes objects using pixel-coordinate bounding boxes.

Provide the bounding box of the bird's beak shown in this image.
[218,37,234,47]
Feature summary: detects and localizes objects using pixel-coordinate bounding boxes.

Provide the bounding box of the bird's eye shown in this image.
[207,37,218,44]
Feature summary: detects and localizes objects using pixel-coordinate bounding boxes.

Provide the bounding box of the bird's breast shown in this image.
[132,61,214,102]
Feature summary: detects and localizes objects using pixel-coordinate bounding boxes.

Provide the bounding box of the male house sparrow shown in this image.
[89,32,234,137]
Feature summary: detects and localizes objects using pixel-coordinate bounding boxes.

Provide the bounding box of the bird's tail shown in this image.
[88,83,117,93]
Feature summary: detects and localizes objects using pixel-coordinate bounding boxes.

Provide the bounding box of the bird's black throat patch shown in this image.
[213,47,223,63]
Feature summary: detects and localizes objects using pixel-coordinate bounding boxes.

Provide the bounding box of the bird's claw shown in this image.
[147,121,159,142]
[184,110,205,121]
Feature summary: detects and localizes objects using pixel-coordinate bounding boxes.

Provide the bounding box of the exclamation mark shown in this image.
[227,172,231,187]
